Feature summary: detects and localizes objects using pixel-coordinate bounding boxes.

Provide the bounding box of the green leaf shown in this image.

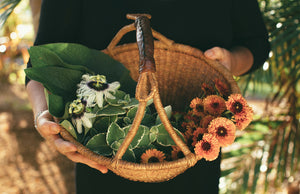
[126,106,155,126]
[111,139,124,151]
[25,66,83,99]
[110,139,136,162]
[96,106,126,116]
[86,133,112,156]
[93,116,117,133]
[36,43,137,96]
[106,122,125,146]
[123,125,151,149]
[149,126,158,143]
[123,98,139,109]
[155,105,172,125]
[126,106,138,120]
[106,90,130,106]
[122,148,136,162]
[60,120,77,139]
[123,117,132,125]
[221,167,237,177]
[46,92,66,118]
[155,124,185,146]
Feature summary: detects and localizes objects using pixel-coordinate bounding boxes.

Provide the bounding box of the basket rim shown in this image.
[102,40,241,95]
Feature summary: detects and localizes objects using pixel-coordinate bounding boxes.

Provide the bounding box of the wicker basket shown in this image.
[60,14,240,183]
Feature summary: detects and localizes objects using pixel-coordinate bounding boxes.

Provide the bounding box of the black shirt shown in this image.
[28,0,269,73]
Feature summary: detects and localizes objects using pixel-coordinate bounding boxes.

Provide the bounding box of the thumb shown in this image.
[204,47,224,60]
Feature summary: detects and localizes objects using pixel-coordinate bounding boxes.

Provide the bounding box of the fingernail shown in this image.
[51,124,60,133]
[205,50,214,57]
[101,167,108,174]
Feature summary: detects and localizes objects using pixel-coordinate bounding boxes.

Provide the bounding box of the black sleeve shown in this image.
[25,0,82,85]
[231,0,270,74]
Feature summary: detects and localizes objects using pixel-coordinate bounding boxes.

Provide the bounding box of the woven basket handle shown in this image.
[112,15,192,165]
[106,14,174,56]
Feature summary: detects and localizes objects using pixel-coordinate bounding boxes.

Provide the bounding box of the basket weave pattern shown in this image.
[60,14,240,183]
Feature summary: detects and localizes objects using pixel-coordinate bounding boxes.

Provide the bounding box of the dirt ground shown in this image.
[0,83,75,194]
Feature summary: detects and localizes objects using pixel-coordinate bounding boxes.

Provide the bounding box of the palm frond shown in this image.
[0,0,22,29]
[222,1,300,193]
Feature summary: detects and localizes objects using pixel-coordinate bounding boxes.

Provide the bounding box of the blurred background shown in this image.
[0,0,299,193]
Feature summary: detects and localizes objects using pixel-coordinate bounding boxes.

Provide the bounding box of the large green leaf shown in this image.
[36,43,137,95]
[123,125,151,149]
[106,122,125,146]
[24,66,82,99]
[93,116,117,133]
[28,46,91,73]
[95,106,126,116]
[86,133,112,156]
[47,92,66,117]
[151,123,185,147]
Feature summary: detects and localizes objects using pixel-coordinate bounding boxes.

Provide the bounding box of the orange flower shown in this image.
[141,149,166,164]
[171,146,184,160]
[201,83,215,96]
[235,107,253,130]
[214,78,230,98]
[192,127,207,146]
[194,133,220,161]
[200,115,215,128]
[226,94,249,118]
[190,98,205,117]
[203,95,226,116]
[208,117,236,147]
[226,94,254,130]
[184,121,197,139]
[190,97,203,110]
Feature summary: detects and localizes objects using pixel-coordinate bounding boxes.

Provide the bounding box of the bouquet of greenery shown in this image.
[25,43,186,163]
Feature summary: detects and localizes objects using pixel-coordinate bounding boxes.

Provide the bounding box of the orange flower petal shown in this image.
[208,117,236,147]
[140,149,166,164]
[194,133,220,161]
[203,95,226,116]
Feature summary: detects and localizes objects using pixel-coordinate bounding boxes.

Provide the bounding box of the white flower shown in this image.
[69,99,95,134]
[77,74,120,108]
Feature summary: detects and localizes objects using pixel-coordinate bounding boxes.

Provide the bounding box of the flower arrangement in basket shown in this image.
[25,14,253,182]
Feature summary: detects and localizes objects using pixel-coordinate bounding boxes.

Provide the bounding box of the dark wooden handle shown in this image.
[135,16,156,74]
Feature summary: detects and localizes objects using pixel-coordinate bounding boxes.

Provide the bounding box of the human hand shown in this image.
[204,47,234,72]
[35,110,108,174]
[204,46,254,76]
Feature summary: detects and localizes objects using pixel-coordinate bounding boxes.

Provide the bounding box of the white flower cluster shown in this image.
[69,74,120,134]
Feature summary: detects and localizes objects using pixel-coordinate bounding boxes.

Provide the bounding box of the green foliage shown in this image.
[0,0,21,29]
[221,1,300,193]
[25,43,136,117]
[82,103,184,163]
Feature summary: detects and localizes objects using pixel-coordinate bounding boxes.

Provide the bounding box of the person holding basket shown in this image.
[26,0,270,193]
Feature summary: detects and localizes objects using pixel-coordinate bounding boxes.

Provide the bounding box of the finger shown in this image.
[37,121,61,137]
[36,112,61,137]
[52,137,108,173]
[65,152,108,174]
[53,137,78,154]
[204,47,224,60]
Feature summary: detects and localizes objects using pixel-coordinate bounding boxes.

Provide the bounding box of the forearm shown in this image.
[26,80,48,118]
[230,46,254,76]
